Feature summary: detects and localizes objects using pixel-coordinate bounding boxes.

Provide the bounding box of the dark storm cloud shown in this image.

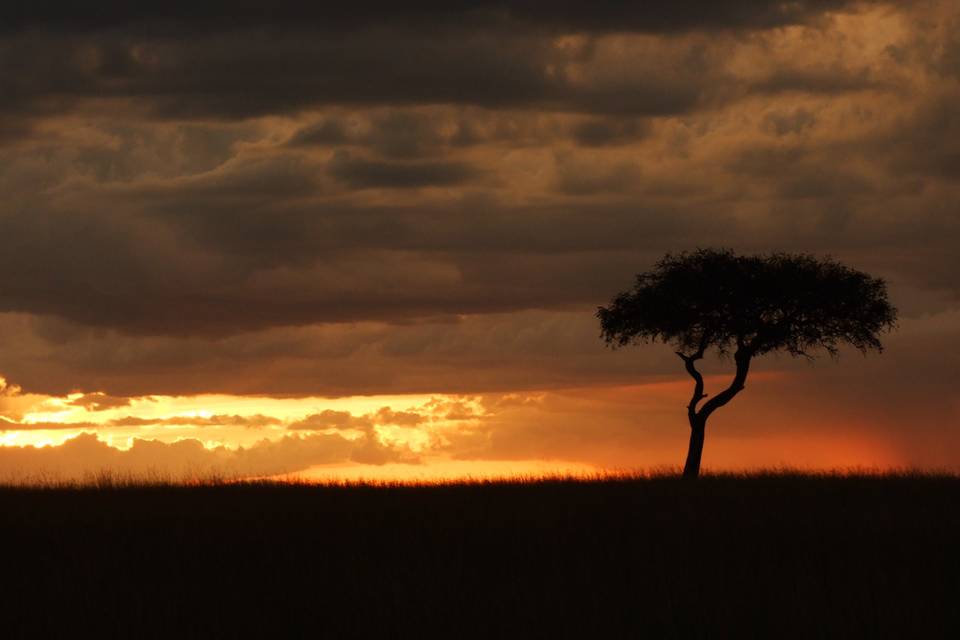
[0,3,884,124]
[0,1,871,35]
[358,112,448,159]
[0,132,715,336]
[750,66,882,94]
[0,116,34,144]
[570,118,651,147]
[0,29,720,120]
[760,109,817,137]
[0,30,537,119]
[0,0,957,423]
[553,154,641,195]
[288,120,352,147]
[290,112,649,156]
[328,152,480,189]
[878,88,960,179]
[0,310,678,397]
[291,112,459,158]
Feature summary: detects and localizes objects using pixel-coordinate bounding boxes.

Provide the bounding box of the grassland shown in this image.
[1,472,957,638]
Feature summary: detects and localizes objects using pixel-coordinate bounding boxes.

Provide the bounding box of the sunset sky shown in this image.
[1,1,958,481]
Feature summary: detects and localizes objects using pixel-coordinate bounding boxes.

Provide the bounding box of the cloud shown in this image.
[0,309,683,396]
[0,427,420,481]
[68,392,132,411]
[750,65,882,95]
[760,108,817,137]
[293,112,450,159]
[570,117,651,147]
[553,152,641,195]
[107,414,282,428]
[374,407,426,426]
[0,2,871,36]
[328,151,480,189]
[288,119,352,147]
[288,410,373,431]
[0,418,99,431]
[0,413,283,431]
[3,3,947,342]
[0,380,15,396]
[0,309,958,472]
[0,4,883,126]
[288,406,427,430]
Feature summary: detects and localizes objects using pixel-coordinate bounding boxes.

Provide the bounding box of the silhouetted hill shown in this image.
[2,473,957,638]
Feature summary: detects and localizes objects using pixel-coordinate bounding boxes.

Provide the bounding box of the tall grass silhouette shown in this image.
[1,471,956,638]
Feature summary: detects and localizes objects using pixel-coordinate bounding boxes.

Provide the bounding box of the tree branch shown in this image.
[697,347,752,420]
[676,343,708,421]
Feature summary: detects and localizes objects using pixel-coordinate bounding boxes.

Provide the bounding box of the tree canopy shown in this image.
[598,249,897,359]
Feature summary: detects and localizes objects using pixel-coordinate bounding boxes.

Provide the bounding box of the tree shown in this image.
[597,249,897,479]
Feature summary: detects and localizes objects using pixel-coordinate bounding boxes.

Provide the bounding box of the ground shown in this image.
[2,473,957,638]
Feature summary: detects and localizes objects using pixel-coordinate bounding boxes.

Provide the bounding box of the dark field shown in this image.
[2,473,958,639]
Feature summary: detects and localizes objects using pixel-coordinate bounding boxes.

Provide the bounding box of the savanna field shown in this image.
[3,473,957,639]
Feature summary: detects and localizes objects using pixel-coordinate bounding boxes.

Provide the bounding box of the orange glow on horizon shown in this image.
[0,377,943,483]
[273,458,603,484]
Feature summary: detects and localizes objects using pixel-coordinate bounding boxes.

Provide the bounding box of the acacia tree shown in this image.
[597,249,897,479]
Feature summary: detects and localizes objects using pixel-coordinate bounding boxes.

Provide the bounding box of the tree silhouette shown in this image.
[597,249,897,479]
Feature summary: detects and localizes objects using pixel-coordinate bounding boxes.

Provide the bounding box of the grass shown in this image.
[1,471,957,638]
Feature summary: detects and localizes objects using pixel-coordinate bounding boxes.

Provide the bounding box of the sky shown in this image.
[1,1,958,481]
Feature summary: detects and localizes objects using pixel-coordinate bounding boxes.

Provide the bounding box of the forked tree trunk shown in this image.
[677,346,752,480]
[682,417,706,479]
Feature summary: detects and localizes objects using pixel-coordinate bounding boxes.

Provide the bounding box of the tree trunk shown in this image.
[682,417,706,479]
[676,346,752,480]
